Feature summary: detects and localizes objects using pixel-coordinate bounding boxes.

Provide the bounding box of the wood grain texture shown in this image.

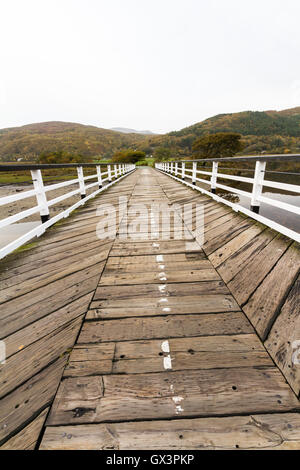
[41,413,300,450]
[243,242,300,339]
[47,367,300,425]
[0,408,49,450]
[1,167,300,450]
[79,312,253,343]
[265,275,300,397]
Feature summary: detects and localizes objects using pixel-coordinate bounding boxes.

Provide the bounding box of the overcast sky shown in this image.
[0,0,300,133]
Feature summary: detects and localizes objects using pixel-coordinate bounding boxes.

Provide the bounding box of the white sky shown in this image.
[0,0,300,134]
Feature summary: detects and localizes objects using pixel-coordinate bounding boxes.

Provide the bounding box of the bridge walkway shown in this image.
[0,167,299,449]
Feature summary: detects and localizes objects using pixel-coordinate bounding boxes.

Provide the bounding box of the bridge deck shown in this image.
[0,167,299,450]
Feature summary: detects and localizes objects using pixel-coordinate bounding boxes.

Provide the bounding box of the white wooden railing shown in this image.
[156,155,300,243]
[0,162,135,259]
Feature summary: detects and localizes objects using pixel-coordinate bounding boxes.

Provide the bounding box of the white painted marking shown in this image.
[172,396,184,414]
[162,307,171,312]
[161,340,172,370]
[152,243,160,247]
[158,264,165,269]
[161,340,170,352]
[156,255,164,262]
[159,298,168,303]
[158,284,167,293]
[172,396,184,404]
[175,405,184,414]
[163,356,172,369]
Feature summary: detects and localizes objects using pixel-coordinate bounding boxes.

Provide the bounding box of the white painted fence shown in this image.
[0,163,135,259]
[156,155,300,243]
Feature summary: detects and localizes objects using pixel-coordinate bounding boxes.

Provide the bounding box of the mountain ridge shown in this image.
[0,107,299,161]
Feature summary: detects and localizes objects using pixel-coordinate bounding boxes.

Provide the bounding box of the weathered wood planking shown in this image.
[79,312,252,343]
[41,413,300,450]
[0,408,49,450]
[265,274,300,397]
[47,367,300,426]
[0,317,82,398]
[0,173,139,448]
[1,167,300,450]
[64,334,272,377]
[0,357,66,444]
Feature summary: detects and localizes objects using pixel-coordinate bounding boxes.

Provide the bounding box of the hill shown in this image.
[0,121,146,162]
[141,107,300,157]
[1,108,300,162]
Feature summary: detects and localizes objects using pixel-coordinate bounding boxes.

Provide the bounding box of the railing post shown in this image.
[175,162,178,176]
[77,166,86,199]
[192,161,197,185]
[210,161,218,194]
[114,164,118,179]
[31,169,50,223]
[108,164,112,182]
[96,165,102,188]
[181,162,185,180]
[170,162,174,174]
[251,160,266,213]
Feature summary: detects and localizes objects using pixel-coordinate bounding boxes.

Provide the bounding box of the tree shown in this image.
[37,150,85,164]
[153,147,171,161]
[192,133,244,159]
[112,149,146,163]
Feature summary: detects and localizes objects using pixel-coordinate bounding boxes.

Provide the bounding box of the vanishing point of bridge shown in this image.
[0,166,299,449]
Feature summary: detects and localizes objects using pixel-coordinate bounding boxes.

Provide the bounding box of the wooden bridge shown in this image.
[0,166,300,450]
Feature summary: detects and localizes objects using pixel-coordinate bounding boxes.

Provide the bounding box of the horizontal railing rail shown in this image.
[155,155,300,243]
[0,162,135,259]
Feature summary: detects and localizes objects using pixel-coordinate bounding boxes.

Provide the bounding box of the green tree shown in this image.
[112,149,146,163]
[154,147,171,161]
[192,133,244,159]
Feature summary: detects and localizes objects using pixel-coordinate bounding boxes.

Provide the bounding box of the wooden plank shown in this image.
[93,280,229,302]
[0,357,66,443]
[105,259,211,272]
[46,367,300,425]
[228,234,292,305]
[99,269,220,286]
[0,232,105,277]
[79,312,253,343]
[0,317,83,398]
[40,413,300,450]
[64,343,115,377]
[0,266,101,338]
[110,240,202,257]
[4,292,93,358]
[0,408,49,450]
[112,334,272,374]
[64,334,271,376]
[208,223,265,268]
[265,275,300,396]
[87,294,239,320]
[216,228,278,283]
[243,243,300,339]
[0,253,107,303]
[203,218,252,256]
[0,242,110,289]
[106,253,206,267]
